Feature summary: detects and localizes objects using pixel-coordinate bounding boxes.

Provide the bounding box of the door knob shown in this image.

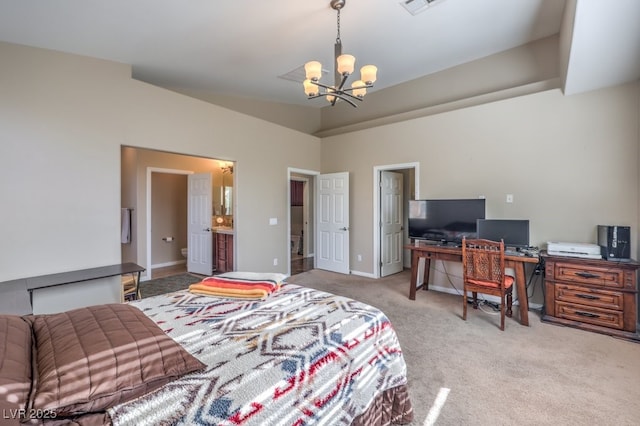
[339,227,349,231]
[204,228,212,232]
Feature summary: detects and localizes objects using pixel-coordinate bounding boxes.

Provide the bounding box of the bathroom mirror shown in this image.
[223,186,232,215]
[221,163,233,216]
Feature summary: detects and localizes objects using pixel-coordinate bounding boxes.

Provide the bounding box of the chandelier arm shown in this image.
[335,73,349,91]
[308,80,333,91]
[335,91,361,102]
[329,93,359,107]
[339,82,374,94]
[306,93,325,100]
[306,90,359,107]
[310,80,373,93]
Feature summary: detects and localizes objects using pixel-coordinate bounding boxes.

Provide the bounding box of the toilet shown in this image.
[181,248,188,258]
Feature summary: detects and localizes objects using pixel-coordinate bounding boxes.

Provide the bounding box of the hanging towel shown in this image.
[121,208,131,244]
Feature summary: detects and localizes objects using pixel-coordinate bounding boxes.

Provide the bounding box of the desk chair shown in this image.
[461,237,514,330]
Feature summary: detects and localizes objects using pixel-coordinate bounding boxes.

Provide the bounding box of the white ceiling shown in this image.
[0,0,638,108]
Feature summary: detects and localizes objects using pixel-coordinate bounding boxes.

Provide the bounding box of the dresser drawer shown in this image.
[554,263,624,288]
[555,284,624,311]
[555,302,624,330]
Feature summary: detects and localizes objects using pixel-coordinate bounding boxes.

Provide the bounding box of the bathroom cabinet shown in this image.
[215,232,234,273]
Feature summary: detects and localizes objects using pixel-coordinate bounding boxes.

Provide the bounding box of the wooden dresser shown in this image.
[541,251,639,341]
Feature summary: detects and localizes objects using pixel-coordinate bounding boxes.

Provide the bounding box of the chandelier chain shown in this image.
[336,9,341,44]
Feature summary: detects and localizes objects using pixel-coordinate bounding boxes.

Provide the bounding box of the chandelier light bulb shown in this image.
[351,80,367,98]
[336,54,355,76]
[304,61,323,81]
[360,65,377,85]
[303,79,318,96]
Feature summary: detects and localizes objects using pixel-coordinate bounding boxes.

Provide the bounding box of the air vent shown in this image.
[400,0,443,16]
[278,65,329,84]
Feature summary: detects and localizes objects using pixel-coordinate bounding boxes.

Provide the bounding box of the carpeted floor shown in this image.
[286,269,640,426]
[137,268,640,425]
[139,273,203,298]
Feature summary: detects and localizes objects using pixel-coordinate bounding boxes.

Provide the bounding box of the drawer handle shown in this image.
[575,311,599,319]
[576,294,599,300]
[575,272,600,279]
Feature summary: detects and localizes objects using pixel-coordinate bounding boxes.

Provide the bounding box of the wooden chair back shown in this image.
[461,238,506,290]
[461,237,513,330]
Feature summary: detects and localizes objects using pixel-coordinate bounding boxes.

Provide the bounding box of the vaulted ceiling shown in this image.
[1,0,639,135]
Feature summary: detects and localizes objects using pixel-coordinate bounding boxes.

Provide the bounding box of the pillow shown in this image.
[216,271,289,284]
[0,315,32,420]
[24,304,205,418]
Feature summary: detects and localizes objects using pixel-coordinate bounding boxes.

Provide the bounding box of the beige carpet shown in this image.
[286,269,640,426]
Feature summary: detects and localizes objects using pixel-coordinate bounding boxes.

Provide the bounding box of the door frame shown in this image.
[372,162,420,279]
[146,167,193,281]
[287,168,320,277]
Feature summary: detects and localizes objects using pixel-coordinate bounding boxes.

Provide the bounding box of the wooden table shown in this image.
[0,262,145,315]
[406,243,540,326]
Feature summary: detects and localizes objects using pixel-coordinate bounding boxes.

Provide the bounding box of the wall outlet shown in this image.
[357,254,362,261]
[273,258,278,266]
[506,194,514,203]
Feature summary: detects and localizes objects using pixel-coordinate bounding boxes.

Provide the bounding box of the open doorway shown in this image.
[373,162,420,279]
[288,168,318,276]
[121,146,235,281]
[148,168,191,278]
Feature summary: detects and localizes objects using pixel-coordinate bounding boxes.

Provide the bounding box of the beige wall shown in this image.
[321,82,640,302]
[173,90,322,135]
[1,40,638,309]
[0,42,321,283]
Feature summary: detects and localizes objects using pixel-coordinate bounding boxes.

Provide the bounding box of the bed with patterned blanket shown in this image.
[112,283,413,425]
[0,279,413,425]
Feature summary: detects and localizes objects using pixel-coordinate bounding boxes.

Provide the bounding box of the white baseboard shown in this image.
[350,270,376,279]
[150,259,186,269]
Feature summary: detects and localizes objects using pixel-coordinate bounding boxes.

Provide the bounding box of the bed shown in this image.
[0,275,413,425]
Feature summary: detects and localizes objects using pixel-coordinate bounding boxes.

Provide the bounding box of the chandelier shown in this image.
[303,0,377,107]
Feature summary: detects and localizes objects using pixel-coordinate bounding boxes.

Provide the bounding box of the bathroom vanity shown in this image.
[213,227,234,273]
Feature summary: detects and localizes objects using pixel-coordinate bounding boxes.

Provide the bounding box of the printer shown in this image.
[547,241,602,259]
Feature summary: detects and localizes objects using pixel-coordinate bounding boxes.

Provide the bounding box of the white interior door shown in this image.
[187,173,213,275]
[380,171,404,277]
[317,172,350,274]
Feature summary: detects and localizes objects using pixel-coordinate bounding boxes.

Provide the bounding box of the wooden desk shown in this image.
[406,243,539,326]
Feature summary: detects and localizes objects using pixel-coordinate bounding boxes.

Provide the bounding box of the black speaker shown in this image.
[597,225,631,261]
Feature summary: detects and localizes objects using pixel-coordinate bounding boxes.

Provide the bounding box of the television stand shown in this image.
[436,241,460,248]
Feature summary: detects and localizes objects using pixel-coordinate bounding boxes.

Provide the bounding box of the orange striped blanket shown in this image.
[188,275,282,299]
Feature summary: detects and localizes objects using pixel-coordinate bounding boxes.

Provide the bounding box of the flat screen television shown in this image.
[408,199,486,244]
[476,219,530,249]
